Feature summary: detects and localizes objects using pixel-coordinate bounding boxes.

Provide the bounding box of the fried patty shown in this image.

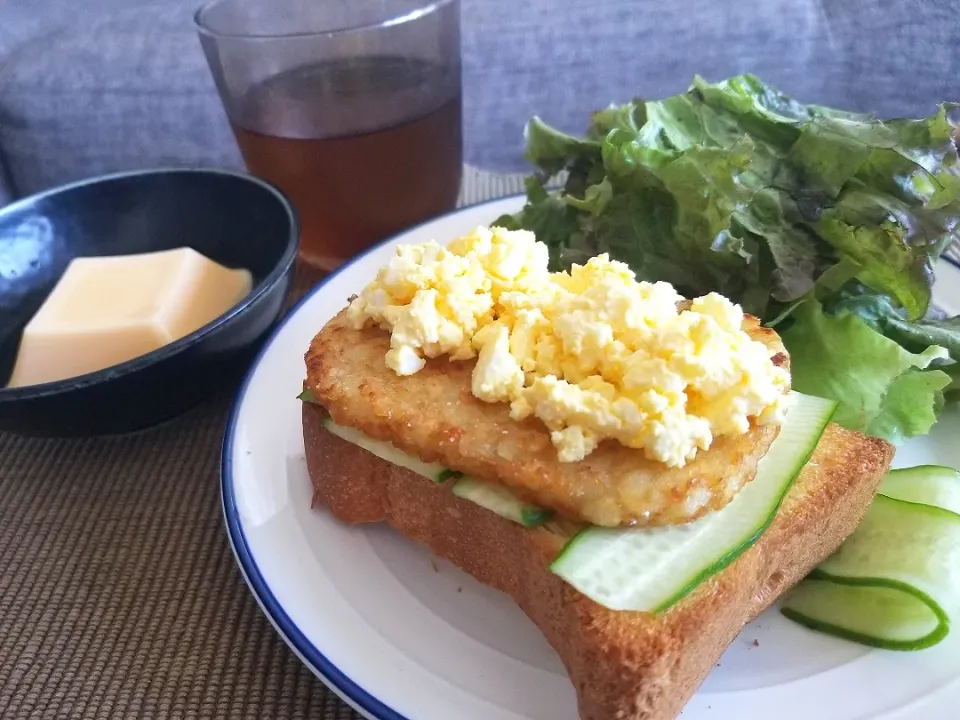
[306,310,790,527]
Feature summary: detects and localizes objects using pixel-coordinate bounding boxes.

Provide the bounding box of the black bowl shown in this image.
[0,168,299,437]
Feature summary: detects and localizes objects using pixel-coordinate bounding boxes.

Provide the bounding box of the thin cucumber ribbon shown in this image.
[781,466,960,650]
[550,393,837,613]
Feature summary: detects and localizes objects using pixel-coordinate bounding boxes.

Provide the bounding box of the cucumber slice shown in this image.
[781,577,945,649]
[297,388,318,403]
[550,392,836,613]
[781,493,960,650]
[879,465,960,517]
[451,476,552,527]
[321,418,457,484]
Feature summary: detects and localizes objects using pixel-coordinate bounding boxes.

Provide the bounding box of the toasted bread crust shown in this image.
[303,402,893,720]
[306,311,788,528]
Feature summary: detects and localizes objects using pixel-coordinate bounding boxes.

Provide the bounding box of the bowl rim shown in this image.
[0,166,300,401]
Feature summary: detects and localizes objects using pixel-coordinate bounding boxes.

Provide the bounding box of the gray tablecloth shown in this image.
[0,167,525,720]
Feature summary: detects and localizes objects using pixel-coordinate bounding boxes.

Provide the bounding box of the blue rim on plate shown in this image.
[220,195,523,720]
[220,193,960,720]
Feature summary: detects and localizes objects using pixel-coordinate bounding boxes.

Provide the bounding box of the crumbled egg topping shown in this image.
[346,226,790,466]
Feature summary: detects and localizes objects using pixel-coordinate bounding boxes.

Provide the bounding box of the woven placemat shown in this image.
[0,167,525,720]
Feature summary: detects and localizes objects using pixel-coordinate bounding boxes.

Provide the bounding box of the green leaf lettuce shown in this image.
[780,298,951,442]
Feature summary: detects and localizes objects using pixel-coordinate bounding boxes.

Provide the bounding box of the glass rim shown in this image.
[194,0,456,41]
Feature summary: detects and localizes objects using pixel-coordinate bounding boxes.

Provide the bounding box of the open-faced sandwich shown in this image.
[300,225,894,720]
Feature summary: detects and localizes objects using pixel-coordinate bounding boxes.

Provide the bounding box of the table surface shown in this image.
[0,167,524,720]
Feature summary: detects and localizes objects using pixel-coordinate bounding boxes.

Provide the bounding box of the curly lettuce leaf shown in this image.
[524,117,600,177]
[870,369,949,441]
[884,315,960,357]
[780,297,950,442]
[513,74,960,322]
[563,178,612,215]
[820,282,960,364]
[584,141,762,302]
[588,103,646,139]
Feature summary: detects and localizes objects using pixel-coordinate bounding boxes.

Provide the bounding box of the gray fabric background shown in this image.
[0,0,958,199]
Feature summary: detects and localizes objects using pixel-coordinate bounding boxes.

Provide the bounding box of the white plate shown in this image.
[222,196,960,720]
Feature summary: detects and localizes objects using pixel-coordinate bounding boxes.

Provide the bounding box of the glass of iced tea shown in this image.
[195,0,462,271]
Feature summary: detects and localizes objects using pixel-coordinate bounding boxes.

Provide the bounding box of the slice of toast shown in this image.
[303,401,894,720]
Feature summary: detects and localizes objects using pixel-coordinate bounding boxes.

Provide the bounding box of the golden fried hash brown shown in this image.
[306,310,790,527]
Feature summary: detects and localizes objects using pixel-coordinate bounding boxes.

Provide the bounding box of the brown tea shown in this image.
[231,56,462,270]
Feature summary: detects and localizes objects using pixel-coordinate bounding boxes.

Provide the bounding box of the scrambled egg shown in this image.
[347,226,790,466]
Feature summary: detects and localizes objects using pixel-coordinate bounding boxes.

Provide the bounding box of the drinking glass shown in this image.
[196,0,462,271]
